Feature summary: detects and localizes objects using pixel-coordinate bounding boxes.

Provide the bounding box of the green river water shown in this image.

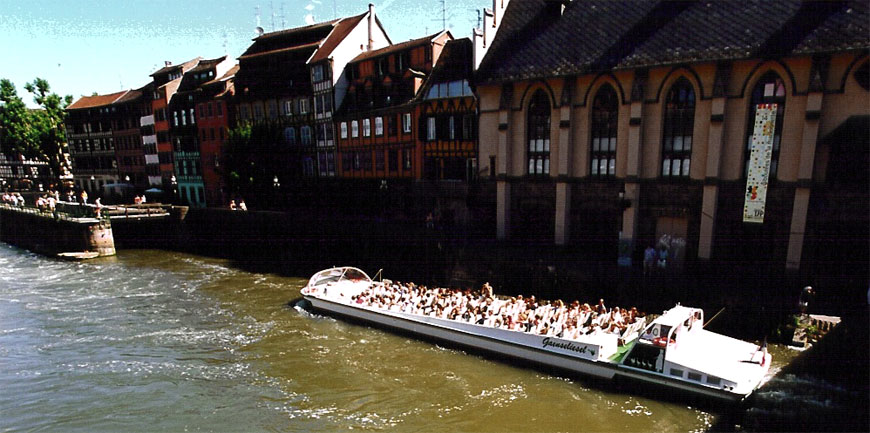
[1,245,828,432]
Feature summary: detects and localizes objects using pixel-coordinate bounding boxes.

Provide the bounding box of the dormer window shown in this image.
[312,64,324,82]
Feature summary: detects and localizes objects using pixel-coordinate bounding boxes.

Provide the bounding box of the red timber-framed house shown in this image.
[233,6,390,186]
[335,30,452,179]
[169,56,234,207]
[147,58,201,192]
[195,65,237,208]
[416,38,477,181]
[66,91,127,194]
[113,87,149,191]
[475,0,869,282]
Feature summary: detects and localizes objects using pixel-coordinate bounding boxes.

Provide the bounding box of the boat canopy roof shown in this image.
[653,305,701,328]
[307,266,372,288]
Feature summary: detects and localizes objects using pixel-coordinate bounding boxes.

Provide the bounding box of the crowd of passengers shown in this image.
[344,281,645,342]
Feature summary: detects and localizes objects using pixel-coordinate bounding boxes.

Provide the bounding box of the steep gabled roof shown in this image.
[476,0,870,84]
[309,13,367,63]
[350,30,449,64]
[150,57,202,77]
[68,90,130,110]
[238,19,339,61]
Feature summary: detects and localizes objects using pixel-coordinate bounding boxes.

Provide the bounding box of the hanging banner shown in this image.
[743,104,777,223]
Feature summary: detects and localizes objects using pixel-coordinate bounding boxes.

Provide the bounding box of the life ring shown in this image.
[653,337,675,347]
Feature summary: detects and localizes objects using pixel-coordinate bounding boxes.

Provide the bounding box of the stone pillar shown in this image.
[555,81,573,245]
[786,58,826,270]
[497,180,511,239]
[698,97,727,259]
[555,182,571,245]
[496,88,512,239]
[786,93,824,270]
[620,70,646,265]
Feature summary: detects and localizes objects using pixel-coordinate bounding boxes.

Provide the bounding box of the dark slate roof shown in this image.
[477,0,870,84]
[350,30,449,63]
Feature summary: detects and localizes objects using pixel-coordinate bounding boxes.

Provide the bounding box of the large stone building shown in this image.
[475,0,869,275]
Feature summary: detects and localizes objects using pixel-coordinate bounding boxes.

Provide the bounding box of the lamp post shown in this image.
[272,175,280,208]
[170,175,177,204]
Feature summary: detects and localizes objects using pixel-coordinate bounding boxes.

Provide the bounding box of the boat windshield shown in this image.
[311,267,371,287]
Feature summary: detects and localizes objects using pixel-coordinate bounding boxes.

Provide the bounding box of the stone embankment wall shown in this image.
[0,206,115,256]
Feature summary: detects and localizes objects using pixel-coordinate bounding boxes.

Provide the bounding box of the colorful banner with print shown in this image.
[743,104,778,223]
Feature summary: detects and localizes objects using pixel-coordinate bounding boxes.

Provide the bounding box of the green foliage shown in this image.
[221,121,285,197]
[0,78,72,181]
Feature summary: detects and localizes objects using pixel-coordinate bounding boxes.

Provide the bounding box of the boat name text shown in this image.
[542,337,596,357]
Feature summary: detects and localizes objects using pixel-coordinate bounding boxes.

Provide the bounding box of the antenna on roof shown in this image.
[280,2,286,29]
[270,1,275,31]
[255,5,263,35]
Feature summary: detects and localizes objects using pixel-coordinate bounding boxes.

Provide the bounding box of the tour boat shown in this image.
[300,266,771,402]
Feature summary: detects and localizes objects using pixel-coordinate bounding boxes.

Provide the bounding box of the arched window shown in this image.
[661,78,695,178]
[590,85,618,177]
[745,71,786,179]
[527,90,551,175]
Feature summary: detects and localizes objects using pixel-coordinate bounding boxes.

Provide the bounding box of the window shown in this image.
[403,113,412,133]
[207,102,214,117]
[388,149,398,171]
[268,101,277,119]
[312,64,324,82]
[687,371,702,382]
[301,126,312,145]
[351,120,359,137]
[427,117,436,141]
[375,150,385,170]
[376,58,387,77]
[387,115,397,136]
[342,153,353,172]
[705,375,721,386]
[363,118,371,137]
[253,104,263,120]
[590,85,618,177]
[463,115,475,140]
[173,111,179,126]
[340,122,348,139]
[284,127,296,145]
[527,90,551,175]
[375,117,383,136]
[661,78,695,178]
[745,72,786,179]
[403,149,412,170]
[448,116,455,140]
[189,108,195,124]
[216,102,222,117]
[669,368,684,377]
[299,98,309,114]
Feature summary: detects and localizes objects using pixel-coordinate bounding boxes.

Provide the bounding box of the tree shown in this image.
[0,78,72,183]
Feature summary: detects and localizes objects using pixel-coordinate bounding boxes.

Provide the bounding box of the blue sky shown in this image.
[2,0,484,107]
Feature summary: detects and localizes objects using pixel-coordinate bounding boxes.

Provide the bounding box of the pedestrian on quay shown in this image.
[643,245,656,276]
[229,199,236,210]
[94,197,102,218]
[239,200,247,211]
[80,190,88,205]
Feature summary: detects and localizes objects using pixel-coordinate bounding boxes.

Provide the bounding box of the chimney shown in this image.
[164,61,172,67]
[367,3,375,51]
[544,0,570,17]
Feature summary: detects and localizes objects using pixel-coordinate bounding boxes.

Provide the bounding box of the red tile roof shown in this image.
[350,30,448,63]
[68,90,130,110]
[238,41,321,60]
[309,13,366,63]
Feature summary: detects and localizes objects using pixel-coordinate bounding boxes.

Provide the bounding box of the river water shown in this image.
[0,244,833,432]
